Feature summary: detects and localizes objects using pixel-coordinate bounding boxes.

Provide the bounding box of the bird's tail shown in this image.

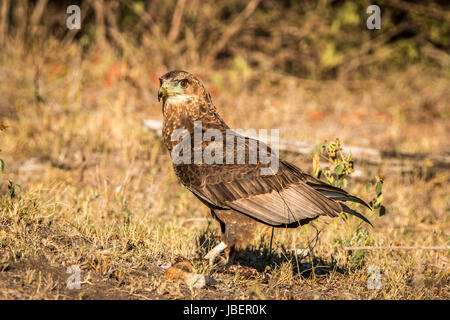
[340,203,373,227]
[308,180,373,226]
[284,165,373,226]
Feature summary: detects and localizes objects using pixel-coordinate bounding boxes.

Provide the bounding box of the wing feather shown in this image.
[175,134,371,227]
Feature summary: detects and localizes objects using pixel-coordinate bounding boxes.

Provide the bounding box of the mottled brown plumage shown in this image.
[158,70,371,266]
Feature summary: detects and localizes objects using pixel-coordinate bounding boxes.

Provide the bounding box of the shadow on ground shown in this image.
[195,227,348,278]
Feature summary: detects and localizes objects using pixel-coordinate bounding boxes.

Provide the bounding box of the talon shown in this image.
[225,256,234,268]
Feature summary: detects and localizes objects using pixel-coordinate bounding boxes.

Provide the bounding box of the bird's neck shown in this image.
[162,97,227,151]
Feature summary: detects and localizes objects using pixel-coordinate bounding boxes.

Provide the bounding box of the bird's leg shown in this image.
[204,241,227,266]
[223,245,236,268]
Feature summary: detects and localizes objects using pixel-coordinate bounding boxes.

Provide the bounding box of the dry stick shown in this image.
[168,0,186,44]
[343,246,449,251]
[15,0,28,47]
[29,0,47,32]
[93,0,106,49]
[0,0,10,46]
[269,227,274,256]
[420,41,450,69]
[142,119,450,176]
[142,119,379,160]
[205,0,260,65]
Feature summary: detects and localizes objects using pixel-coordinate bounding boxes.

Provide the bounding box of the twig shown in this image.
[420,41,450,68]
[29,0,48,33]
[93,0,106,48]
[180,218,210,225]
[343,246,450,251]
[205,0,260,65]
[168,0,186,43]
[0,0,10,46]
[269,227,274,256]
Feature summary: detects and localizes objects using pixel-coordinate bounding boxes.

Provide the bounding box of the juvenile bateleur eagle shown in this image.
[158,70,371,267]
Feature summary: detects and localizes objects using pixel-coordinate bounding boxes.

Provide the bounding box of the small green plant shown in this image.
[0,121,22,200]
[8,180,22,200]
[313,138,385,217]
[314,138,355,189]
[366,176,386,217]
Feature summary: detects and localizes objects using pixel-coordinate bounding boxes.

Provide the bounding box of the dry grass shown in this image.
[0,40,448,300]
[0,1,449,300]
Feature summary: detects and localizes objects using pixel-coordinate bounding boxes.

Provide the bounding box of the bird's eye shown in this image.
[180,80,187,88]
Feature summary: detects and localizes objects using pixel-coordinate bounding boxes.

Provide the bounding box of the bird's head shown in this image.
[158,70,207,105]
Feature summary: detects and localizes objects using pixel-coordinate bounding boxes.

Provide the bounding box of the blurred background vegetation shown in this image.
[1,0,449,154]
[0,0,449,79]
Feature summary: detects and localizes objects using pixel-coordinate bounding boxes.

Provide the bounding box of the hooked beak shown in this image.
[158,86,166,102]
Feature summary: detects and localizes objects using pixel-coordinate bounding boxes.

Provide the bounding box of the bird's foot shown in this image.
[204,241,227,266]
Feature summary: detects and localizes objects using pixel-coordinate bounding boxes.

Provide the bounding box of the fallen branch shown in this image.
[142,119,450,178]
[142,119,381,160]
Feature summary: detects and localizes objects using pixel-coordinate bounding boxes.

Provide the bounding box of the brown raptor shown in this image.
[158,70,371,267]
